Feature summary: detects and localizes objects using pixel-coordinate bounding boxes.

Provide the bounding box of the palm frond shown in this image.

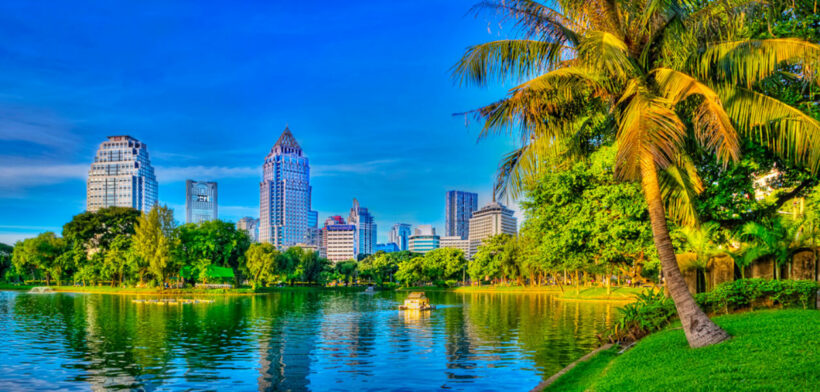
[452,40,571,86]
[698,39,820,87]
[614,84,686,180]
[721,85,820,173]
[469,0,581,44]
[659,155,704,226]
[653,68,740,165]
[577,31,641,80]
[493,136,565,200]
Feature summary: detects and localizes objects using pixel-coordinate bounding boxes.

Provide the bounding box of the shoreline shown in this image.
[3,284,643,301]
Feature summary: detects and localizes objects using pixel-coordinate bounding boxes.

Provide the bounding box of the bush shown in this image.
[604,279,819,343]
[696,279,819,314]
[603,290,676,343]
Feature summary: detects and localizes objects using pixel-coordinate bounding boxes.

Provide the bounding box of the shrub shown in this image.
[696,279,819,314]
[603,289,676,343]
[604,279,819,343]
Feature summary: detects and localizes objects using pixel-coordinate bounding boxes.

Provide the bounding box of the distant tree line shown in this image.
[3,206,333,288]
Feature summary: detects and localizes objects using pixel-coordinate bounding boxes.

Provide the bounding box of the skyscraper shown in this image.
[237,217,260,243]
[185,180,218,223]
[348,198,376,257]
[86,135,158,213]
[445,190,478,240]
[389,223,412,251]
[468,201,518,257]
[259,127,313,249]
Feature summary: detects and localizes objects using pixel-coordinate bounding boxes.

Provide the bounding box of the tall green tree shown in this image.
[12,232,65,285]
[176,221,250,286]
[62,207,140,251]
[454,0,820,347]
[0,242,13,281]
[245,243,279,289]
[132,205,177,287]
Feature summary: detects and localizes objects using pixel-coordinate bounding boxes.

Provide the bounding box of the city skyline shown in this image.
[0,0,522,245]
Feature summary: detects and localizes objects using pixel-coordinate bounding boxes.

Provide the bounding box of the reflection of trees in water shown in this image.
[11,293,261,390]
[458,293,613,377]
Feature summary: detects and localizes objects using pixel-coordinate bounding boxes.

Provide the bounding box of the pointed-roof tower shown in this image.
[270,126,302,156]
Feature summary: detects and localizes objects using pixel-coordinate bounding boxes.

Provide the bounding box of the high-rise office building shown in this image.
[349,198,376,257]
[322,216,356,263]
[185,180,218,223]
[86,135,158,213]
[468,201,518,257]
[445,190,478,240]
[388,223,412,251]
[409,225,439,254]
[237,217,260,243]
[259,127,313,249]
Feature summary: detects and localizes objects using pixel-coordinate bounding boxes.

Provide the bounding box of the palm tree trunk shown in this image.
[641,158,730,348]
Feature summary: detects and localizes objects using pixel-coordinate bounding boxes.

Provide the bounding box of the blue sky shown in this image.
[0,0,522,244]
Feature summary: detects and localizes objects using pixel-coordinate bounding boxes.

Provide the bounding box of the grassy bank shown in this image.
[398,285,643,301]
[546,309,820,392]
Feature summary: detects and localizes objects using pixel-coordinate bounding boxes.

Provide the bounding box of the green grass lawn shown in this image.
[399,285,644,300]
[546,309,820,392]
[556,286,645,300]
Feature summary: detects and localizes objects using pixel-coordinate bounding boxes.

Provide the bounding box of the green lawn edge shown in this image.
[545,309,820,392]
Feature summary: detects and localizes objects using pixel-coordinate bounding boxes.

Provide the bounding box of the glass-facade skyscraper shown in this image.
[86,135,157,213]
[349,198,376,257]
[445,190,478,240]
[388,223,411,251]
[259,127,313,249]
[185,180,218,223]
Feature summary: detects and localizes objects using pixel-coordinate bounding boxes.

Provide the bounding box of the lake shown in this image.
[0,290,617,391]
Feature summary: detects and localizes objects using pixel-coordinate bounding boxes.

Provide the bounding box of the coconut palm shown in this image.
[679,222,725,291]
[453,0,820,347]
[741,218,803,279]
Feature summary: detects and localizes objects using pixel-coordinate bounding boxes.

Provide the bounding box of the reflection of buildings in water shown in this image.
[442,301,479,383]
[256,318,317,392]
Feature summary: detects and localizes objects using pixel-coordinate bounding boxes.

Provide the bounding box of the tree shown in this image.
[453,0,820,347]
[62,207,140,252]
[468,235,510,284]
[12,232,65,285]
[176,221,250,286]
[0,242,13,281]
[395,256,425,287]
[299,250,329,284]
[422,248,467,284]
[741,218,799,280]
[101,235,133,286]
[245,243,279,289]
[132,205,177,287]
[335,260,358,286]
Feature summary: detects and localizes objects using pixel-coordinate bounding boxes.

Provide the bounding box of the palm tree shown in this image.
[741,218,801,279]
[679,222,725,291]
[453,0,820,347]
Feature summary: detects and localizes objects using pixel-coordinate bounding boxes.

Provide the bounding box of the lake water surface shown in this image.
[0,290,617,391]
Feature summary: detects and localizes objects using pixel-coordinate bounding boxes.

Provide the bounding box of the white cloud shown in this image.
[154,165,258,183]
[0,163,87,191]
[312,159,401,177]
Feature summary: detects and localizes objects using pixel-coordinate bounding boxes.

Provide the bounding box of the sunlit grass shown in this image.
[547,309,820,391]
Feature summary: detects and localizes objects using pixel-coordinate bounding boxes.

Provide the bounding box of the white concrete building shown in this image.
[86,135,158,213]
[325,224,356,263]
[439,236,470,256]
[468,201,517,257]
